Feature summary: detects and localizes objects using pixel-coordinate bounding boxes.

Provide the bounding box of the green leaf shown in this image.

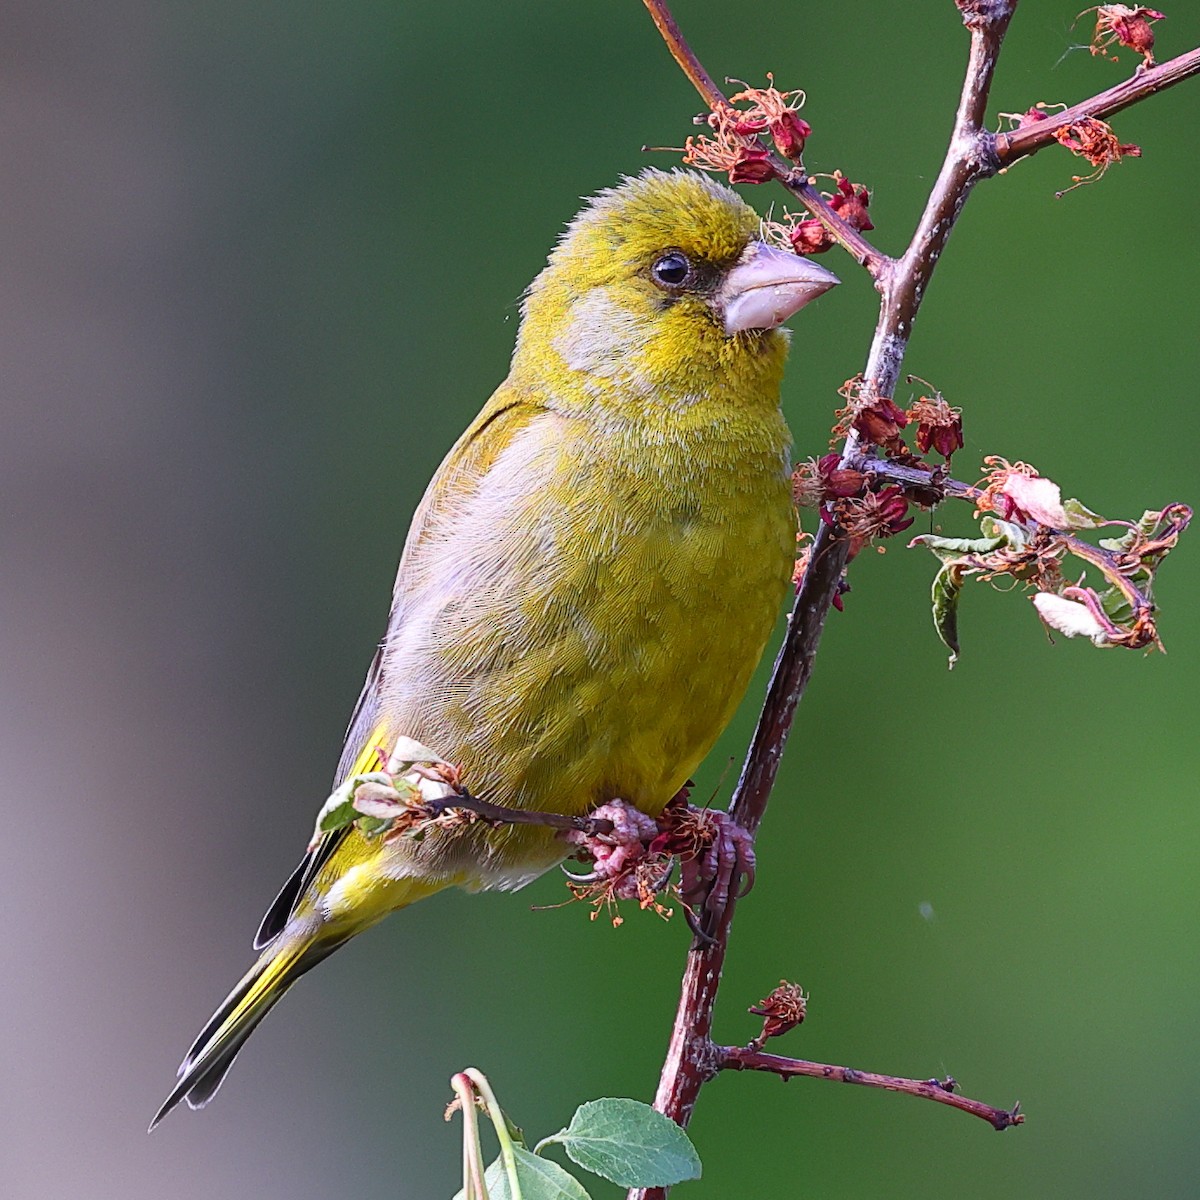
[314,771,395,834]
[538,1099,701,1189]
[1097,582,1134,626]
[931,560,964,670]
[979,516,1028,548]
[1100,509,1161,553]
[452,1147,592,1200]
[909,532,1005,565]
[1062,497,1106,530]
[317,797,357,834]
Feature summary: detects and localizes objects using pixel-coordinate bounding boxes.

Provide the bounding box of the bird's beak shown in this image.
[720,241,840,335]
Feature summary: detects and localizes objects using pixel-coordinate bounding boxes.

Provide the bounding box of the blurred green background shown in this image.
[3,2,1198,1197]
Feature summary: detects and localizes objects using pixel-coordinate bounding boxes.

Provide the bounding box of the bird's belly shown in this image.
[387,501,791,844]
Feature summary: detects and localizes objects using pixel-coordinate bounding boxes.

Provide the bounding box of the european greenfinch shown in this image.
[152,169,837,1127]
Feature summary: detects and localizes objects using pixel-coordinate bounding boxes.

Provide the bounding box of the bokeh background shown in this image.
[3,2,1198,1197]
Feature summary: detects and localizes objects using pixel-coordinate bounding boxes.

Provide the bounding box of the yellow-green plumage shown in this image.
[152,169,836,1127]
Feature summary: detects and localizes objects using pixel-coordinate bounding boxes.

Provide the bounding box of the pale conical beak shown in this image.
[720,241,840,335]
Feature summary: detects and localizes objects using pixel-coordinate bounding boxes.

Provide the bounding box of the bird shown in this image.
[151,168,838,1128]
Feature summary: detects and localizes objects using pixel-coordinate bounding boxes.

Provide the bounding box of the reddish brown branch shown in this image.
[631,11,1019,1200]
[641,0,725,108]
[719,1046,1024,1133]
[995,46,1200,166]
[630,4,1198,1196]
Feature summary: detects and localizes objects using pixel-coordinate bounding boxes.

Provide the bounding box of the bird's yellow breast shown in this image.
[369,375,795,885]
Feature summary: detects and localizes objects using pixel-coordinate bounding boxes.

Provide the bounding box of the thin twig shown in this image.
[641,0,890,275]
[425,791,616,837]
[719,1047,1024,1133]
[995,46,1200,167]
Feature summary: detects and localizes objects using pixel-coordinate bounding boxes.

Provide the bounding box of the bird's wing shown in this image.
[253,388,543,948]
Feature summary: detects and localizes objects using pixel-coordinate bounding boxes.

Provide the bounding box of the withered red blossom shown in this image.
[834,485,914,552]
[828,175,874,232]
[1055,116,1141,165]
[789,217,834,255]
[728,75,812,161]
[853,395,910,449]
[908,393,964,459]
[790,177,875,255]
[683,120,777,185]
[1082,5,1166,66]
[771,110,812,160]
[1053,113,1141,193]
[792,453,867,508]
[728,144,775,184]
[833,375,909,453]
[748,980,808,1048]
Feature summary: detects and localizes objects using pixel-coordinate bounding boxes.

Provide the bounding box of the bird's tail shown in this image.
[150,926,342,1131]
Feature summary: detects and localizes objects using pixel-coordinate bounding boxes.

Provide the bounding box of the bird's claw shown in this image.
[674,809,756,940]
[558,794,754,936]
[562,799,661,899]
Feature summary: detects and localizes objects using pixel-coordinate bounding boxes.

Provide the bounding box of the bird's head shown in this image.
[513,169,838,406]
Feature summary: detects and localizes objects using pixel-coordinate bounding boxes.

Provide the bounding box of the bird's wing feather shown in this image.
[333,389,539,783]
[254,389,543,947]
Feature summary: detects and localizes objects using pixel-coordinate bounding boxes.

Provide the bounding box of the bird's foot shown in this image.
[653,802,756,943]
[558,790,755,937]
[560,799,675,924]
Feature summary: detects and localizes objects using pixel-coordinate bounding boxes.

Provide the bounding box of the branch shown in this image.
[641,0,889,275]
[425,792,616,837]
[995,46,1200,167]
[631,4,1198,1195]
[719,1046,1024,1133]
[633,16,1016,1194]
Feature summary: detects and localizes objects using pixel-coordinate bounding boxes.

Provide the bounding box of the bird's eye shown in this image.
[651,251,692,290]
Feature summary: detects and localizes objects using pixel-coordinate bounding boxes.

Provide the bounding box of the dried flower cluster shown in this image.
[1081,5,1166,66]
[747,980,808,1050]
[762,175,875,256]
[682,75,811,183]
[727,75,812,160]
[912,460,1190,664]
[1004,104,1142,195]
